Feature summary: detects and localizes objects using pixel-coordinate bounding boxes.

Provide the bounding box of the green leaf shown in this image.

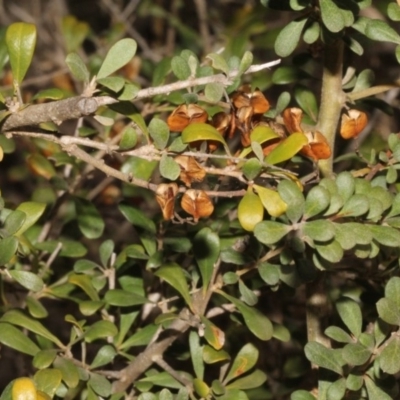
[238,51,253,75]
[254,221,291,245]
[200,316,225,350]
[96,76,125,92]
[61,15,90,53]
[388,3,400,21]
[34,368,62,398]
[239,126,280,158]
[0,322,40,356]
[315,240,343,263]
[278,179,305,223]
[338,194,369,217]
[189,331,204,380]
[75,197,104,239]
[104,289,148,307]
[272,66,311,85]
[370,225,400,247]
[119,204,156,233]
[339,222,372,245]
[99,239,114,268]
[53,356,79,388]
[364,376,392,400]
[4,210,26,236]
[258,262,280,286]
[376,297,400,325]
[85,320,118,343]
[88,373,112,397]
[265,133,308,165]
[155,263,193,310]
[149,118,170,150]
[324,326,353,343]
[365,19,400,44]
[171,55,191,80]
[206,53,229,74]
[254,185,287,217]
[242,158,262,180]
[0,236,18,266]
[203,345,230,364]
[35,239,87,257]
[336,171,355,202]
[204,82,224,103]
[159,154,180,180]
[346,373,364,391]
[33,349,58,369]
[26,296,48,319]
[290,390,316,400]
[32,88,64,101]
[218,291,273,340]
[379,335,400,374]
[15,201,46,236]
[119,323,158,350]
[97,38,137,79]
[294,85,318,120]
[238,191,264,232]
[224,343,259,384]
[303,21,320,44]
[6,22,37,84]
[336,298,362,338]
[68,273,99,301]
[193,228,220,291]
[304,186,331,219]
[182,123,229,153]
[274,18,308,57]
[304,342,343,374]
[320,0,345,32]
[342,343,371,366]
[385,277,400,309]
[65,52,90,82]
[90,345,117,369]
[138,371,183,390]
[302,220,335,242]
[1,309,63,347]
[9,270,44,292]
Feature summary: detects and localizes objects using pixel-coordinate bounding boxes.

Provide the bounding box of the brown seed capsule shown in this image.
[167,104,208,132]
[181,189,214,221]
[156,183,179,220]
[340,109,368,139]
[301,131,331,160]
[282,107,303,134]
[175,156,206,187]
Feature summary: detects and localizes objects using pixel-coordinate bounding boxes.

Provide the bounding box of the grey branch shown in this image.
[0,59,280,132]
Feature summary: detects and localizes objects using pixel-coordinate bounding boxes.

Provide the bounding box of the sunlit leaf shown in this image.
[6,22,37,84]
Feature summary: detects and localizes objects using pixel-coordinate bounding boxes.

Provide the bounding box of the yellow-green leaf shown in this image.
[182,123,229,152]
[6,22,37,84]
[239,126,280,158]
[254,185,287,217]
[265,132,308,165]
[238,190,264,232]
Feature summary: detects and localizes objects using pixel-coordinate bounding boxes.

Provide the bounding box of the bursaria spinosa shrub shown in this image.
[0,1,400,399]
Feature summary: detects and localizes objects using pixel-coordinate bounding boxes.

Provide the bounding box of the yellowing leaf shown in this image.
[182,123,229,152]
[265,132,308,165]
[254,185,287,217]
[238,190,264,232]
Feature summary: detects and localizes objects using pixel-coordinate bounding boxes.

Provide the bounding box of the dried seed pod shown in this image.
[301,131,331,160]
[282,107,303,134]
[181,189,214,221]
[156,183,178,220]
[175,156,206,187]
[167,104,208,132]
[340,109,368,139]
[231,86,270,114]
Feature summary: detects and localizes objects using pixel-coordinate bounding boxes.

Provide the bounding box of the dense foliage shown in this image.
[0,1,400,399]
